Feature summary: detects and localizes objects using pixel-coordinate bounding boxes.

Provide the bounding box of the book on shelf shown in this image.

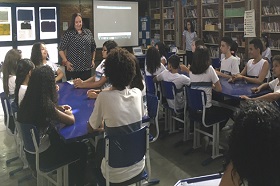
[261,22,280,32]
[209,46,219,58]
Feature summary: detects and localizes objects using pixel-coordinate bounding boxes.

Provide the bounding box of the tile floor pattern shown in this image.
[0,78,228,186]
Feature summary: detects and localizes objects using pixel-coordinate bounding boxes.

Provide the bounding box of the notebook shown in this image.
[132,46,145,56]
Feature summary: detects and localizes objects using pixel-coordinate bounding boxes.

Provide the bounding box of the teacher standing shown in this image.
[183,20,197,66]
[58,13,96,80]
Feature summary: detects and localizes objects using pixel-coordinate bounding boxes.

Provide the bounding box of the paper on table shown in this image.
[188,178,221,185]
[67,80,74,85]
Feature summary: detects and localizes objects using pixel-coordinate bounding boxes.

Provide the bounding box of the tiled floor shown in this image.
[0,78,228,186]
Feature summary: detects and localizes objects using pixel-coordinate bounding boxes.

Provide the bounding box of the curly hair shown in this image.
[190,45,210,74]
[17,66,58,131]
[30,42,44,67]
[104,47,136,90]
[226,100,280,186]
[155,41,167,58]
[67,13,83,31]
[103,40,118,54]
[146,46,161,75]
[130,58,144,91]
[2,49,21,95]
[14,59,35,107]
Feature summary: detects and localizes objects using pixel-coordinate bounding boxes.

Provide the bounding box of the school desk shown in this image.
[56,81,98,143]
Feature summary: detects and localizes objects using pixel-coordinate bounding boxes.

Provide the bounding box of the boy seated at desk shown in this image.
[216,37,240,79]
[153,54,190,110]
[240,55,280,102]
[229,38,270,84]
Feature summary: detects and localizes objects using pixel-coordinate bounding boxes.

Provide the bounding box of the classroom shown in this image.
[1,0,280,185]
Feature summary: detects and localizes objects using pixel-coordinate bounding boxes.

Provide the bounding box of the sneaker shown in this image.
[202,136,210,152]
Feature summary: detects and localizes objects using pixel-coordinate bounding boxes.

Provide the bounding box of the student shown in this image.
[88,48,144,185]
[14,59,35,106]
[240,55,280,102]
[220,100,280,186]
[155,41,167,66]
[2,49,22,97]
[154,54,191,110]
[229,38,270,84]
[74,40,118,89]
[216,37,240,79]
[17,66,87,186]
[261,35,272,63]
[145,46,166,76]
[30,42,64,82]
[183,20,197,65]
[189,46,229,131]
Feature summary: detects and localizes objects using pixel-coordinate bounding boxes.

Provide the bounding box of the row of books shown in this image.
[203,8,218,18]
[164,21,174,30]
[269,38,280,49]
[262,6,280,15]
[184,8,197,18]
[204,34,219,44]
[208,46,219,58]
[261,22,280,33]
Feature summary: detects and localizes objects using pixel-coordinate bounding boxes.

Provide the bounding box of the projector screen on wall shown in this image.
[93,0,138,48]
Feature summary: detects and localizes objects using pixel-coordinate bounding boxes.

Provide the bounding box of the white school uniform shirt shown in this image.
[156,70,191,110]
[220,55,240,75]
[221,54,240,66]
[95,59,110,89]
[44,61,58,73]
[8,75,16,95]
[18,85,27,106]
[145,63,166,76]
[89,88,144,183]
[269,78,280,94]
[246,58,270,79]
[262,47,272,61]
[183,30,197,51]
[189,65,219,108]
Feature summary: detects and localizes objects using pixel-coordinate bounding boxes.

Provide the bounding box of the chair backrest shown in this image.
[211,58,221,69]
[145,75,157,95]
[16,121,40,154]
[185,86,206,112]
[160,81,176,100]
[105,126,148,168]
[146,93,159,119]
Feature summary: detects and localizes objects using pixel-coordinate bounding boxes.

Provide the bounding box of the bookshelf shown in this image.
[149,0,161,44]
[182,0,198,33]
[223,0,246,63]
[260,0,280,55]
[201,0,220,58]
[162,0,176,46]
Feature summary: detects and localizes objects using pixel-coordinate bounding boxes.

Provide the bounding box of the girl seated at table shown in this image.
[240,55,280,102]
[155,41,167,66]
[2,49,22,97]
[229,38,270,84]
[17,66,87,186]
[31,42,64,82]
[145,46,166,76]
[220,100,280,186]
[74,40,118,90]
[14,58,35,106]
[189,45,231,144]
[88,47,144,185]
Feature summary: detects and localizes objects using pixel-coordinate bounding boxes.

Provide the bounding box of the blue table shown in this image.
[174,173,222,185]
[218,77,270,99]
[56,82,98,143]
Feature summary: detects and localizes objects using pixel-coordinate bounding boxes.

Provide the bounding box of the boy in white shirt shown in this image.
[154,55,191,110]
[216,37,239,79]
[240,55,280,102]
[229,38,270,84]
